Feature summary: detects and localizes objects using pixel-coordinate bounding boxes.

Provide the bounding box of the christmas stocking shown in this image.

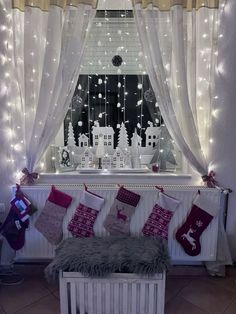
[103,186,140,235]
[176,192,219,256]
[0,208,29,251]
[142,190,180,240]
[68,189,105,237]
[0,185,37,250]
[35,186,72,245]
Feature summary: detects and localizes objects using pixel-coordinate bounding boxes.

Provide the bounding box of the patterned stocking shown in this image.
[35,186,72,245]
[68,189,105,237]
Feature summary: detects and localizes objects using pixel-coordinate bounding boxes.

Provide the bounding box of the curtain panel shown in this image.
[133,0,232,272]
[0,0,96,180]
[133,3,219,177]
[132,0,219,10]
[12,0,98,11]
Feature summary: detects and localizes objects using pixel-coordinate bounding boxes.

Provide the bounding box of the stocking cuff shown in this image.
[48,186,72,208]
[116,187,140,207]
[80,190,105,211]
[158,192,180,212]
[193,193,219,217]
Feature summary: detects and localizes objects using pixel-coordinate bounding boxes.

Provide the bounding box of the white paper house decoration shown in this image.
[78,133,89,149]
[80,148,94,168]
[145,122,161,150]
[102,155,112,169]
[112,147,125,168]
[92,125,114,154]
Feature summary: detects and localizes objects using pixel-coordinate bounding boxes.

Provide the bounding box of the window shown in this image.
[56,10,182,174]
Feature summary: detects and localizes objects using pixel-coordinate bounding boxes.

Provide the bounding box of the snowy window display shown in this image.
[51,11,182,173]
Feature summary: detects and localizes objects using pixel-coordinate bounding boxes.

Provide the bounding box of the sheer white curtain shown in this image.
[133,0,232,272]
[133,2,219,178]
[0,0,96,191]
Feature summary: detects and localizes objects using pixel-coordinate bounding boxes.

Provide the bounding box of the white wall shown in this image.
[211,0,236,260]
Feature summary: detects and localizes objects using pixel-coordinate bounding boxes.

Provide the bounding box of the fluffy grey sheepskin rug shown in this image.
[45,236,170,281]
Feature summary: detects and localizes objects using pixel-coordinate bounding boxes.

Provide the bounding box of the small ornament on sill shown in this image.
[152,164,159,173]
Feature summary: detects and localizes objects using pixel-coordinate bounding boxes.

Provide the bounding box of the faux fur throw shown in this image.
[45,236,170,281]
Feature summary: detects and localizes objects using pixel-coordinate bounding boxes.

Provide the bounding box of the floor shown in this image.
[0,265,236,314]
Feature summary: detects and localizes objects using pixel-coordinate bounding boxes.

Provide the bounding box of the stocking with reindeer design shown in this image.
[103,187,140,235]
[176,192,219,256]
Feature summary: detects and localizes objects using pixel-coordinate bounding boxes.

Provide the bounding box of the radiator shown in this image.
[15,185,221,262]
[59,271,166,314]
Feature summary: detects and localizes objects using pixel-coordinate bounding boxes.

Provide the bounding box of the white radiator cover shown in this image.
[60,271,166,314]
[15,185,221,262]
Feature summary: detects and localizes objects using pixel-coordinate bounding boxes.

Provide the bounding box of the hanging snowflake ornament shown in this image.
[98,93,102,99]
[72,95,82,107]
[98,78,103,85]
[112,55,123,67]
[117,102,121,108]
[117,82,121,88]
[144,88,155,102]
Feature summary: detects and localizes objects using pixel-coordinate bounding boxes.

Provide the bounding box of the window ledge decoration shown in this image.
[53,120,181,173]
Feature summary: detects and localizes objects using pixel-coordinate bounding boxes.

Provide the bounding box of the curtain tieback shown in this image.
[20,168,39,185]
[202,171,218,188]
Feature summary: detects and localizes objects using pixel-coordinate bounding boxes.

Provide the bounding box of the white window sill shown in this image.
[37,171,192,185]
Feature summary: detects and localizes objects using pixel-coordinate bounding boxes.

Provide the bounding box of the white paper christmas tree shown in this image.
[67,122,76,146]
[117,122,129,151]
